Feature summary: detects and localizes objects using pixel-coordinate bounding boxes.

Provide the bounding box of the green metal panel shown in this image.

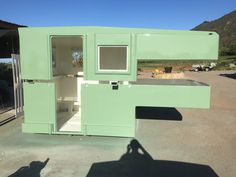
[81,82,210,137]
[19,28,51,80]
[19,26,219,81]
[19,28,88,80]
[81,84,136,137]
[85,125,135,137]
[22,123,52,134]
[92,34,135,81]
[136,33,219,60]
[95,34,131,45]
[22,82,56,133]
[130,85,210,108]
[19,26,218,137]
[95,34,131,75]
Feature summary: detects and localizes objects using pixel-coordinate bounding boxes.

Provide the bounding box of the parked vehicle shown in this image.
[191,62,216,72]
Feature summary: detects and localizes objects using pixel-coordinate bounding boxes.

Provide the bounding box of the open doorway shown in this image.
[51,36,83,132]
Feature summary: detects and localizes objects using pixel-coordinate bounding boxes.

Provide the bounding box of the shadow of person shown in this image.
[118,139,153,176]
[86,139,219,177]
[8,158,49,177]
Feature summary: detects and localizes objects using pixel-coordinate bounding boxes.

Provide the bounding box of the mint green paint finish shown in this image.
[87,33,136,81]
[81,83,210,137]
[22,123,52,134]
[19,29,51,80]
[95,34,131,45]
[22,82,56,133]
[86,125,135,137]
[95,34,132,76]
[19,26,218,137]
[81,84,136,137]
[130,84,210,108]
[19,27,88,80]
[19,26,219,81]
[136,33,219,60]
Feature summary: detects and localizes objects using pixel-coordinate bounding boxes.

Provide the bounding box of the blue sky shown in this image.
[0,0,236,30]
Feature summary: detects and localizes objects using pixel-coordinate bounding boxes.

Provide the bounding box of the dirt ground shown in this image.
[0,70,236,177]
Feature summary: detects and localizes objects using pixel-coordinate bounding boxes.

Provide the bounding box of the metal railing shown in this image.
[11,54,24,118]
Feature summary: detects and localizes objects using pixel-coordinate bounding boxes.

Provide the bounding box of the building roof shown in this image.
[0,20,26,58]
[0,20,26,30]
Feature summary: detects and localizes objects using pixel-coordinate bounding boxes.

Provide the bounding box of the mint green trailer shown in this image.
[19,27,218,137]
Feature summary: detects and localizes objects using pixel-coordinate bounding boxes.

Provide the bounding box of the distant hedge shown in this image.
[0,63,13,104]
[220,45,236,56]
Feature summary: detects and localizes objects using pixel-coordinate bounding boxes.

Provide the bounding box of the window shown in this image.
[98,46,128,72]
[51,36,83,76]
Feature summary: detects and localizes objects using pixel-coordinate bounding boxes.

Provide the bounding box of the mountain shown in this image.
[192,10,236,55]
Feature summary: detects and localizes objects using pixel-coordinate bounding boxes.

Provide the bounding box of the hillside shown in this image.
[192,10,236,55]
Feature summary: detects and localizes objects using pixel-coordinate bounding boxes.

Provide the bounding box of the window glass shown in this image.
[98,46,128,71]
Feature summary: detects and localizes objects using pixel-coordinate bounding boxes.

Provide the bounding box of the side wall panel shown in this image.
[136,33,219,60]
[19,29,51,80]
[22,82,56,133]
[81,84,135,137]
[81,84,210,137]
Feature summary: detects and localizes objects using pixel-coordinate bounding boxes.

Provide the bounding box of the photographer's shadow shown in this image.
[86,139,218,177]
[8,158,49,177]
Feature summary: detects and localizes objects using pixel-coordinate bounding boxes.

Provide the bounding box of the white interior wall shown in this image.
[52,37,83,76]
[59,77,78,100]
[52,37,83,111]
[55,46,82,75]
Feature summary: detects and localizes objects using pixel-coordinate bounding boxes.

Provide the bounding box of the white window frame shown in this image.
[97,45,129,72]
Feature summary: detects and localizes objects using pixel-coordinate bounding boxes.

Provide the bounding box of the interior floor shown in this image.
[57,110,81,132]
[56,93,82,132]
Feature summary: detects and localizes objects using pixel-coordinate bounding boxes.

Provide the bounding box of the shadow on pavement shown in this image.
[136,107,182,121]
[8,158,49,177]
[86,139,218,177]
[0,115,15,126]
[219,73,236,80]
